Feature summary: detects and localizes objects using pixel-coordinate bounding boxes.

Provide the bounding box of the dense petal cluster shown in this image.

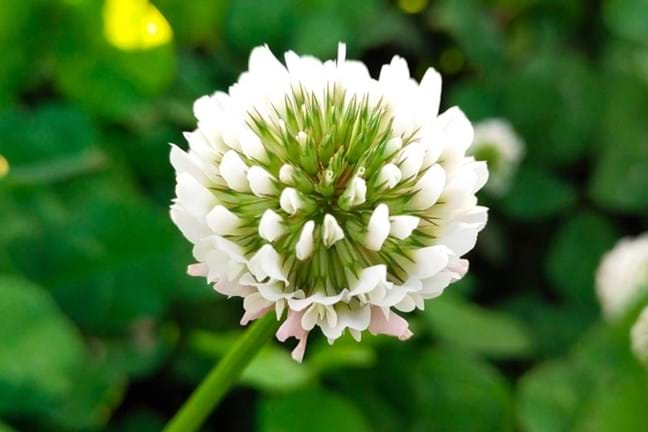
[469,118,524,195]
[596,233,648,321]
[170,44,488,361]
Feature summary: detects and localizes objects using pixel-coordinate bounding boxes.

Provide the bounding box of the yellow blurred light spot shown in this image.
[102,0,172,51]
[440,48,464,74]
[0,155,9,178]
[397,0,428,14]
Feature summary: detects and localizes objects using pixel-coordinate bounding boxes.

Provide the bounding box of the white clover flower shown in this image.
[631,306,648,368]
[469,118,524,195]
[596,233,648,321]
[170,44,488,362]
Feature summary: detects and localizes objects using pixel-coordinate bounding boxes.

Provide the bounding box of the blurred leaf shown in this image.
[0,276,84,416]
[53,0,175,119]
[501,166,577,221]
[0,0,37,103]
[0,422,15,432]
[430,0,504,71]
[225,0,295,53]
[44,356,127,431]
[413,348,514,432]
[517,361,583,432]
[156,0,228,47]
[110,410,164,432]
[590,72,648,213]
[603,0,648,44]
[424,296,533,358]
[545,212,618,306]
[258,389,370,432]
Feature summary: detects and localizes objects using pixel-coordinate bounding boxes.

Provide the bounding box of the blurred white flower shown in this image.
[170,43,488,361]
[596,233,648,320]
[631,306,648,368]
[469,119,524,195]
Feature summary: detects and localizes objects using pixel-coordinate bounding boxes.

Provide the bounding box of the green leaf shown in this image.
[545,212,618,306]
[414,348,514,432]
[517,361,583,432]
[589,72,648,213]
[225,0,295,53]
[604,0,648,44]
[0,276,84,416]
[501,166,576,221]
[258,389,370,432]
[423,296,533,358]
[0,422,15,432]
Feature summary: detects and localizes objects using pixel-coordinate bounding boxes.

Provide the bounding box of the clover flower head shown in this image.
[596,233,648,321]
[469,118,524,195]
[631,306,648,368]
[170,44,488,361]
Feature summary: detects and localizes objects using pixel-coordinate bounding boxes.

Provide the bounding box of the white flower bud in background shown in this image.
[469,118,524,196]
[596,233,648,321]
[631,306,648,368]
[170,43,489,362]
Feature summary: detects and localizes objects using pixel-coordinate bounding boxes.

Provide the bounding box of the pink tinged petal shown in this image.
[389,215,420,240]
[247,166,277,197]
[280,187,302,215]
[411,245,451,279]
[187,263,208,277]
[240,305,272,325]
[276,310,309,363]
[206,205,241,235]
[447,257,469,280]
[322,214,344,247]
[419,67,442,118]
[296,221,315,260]
[398,141,426,180]
[412,164,446,210]
[259,209,285,242]
[170,205,211,243]
[239,129,268,163]
[376,163,401,189]
[368,307,413,340]
[213,279,254,297]
[364,204,390,251]
[220,151,250,192]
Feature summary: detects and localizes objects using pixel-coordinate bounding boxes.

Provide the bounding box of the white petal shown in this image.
[206,205,241,235]
[398,141,426,180]
[340,176,366,208]
[247,166,276,197]
[412,164,446,209]
[279,164,296,184]
[437,107,474,154]
[170,144,208,185]
[472,160,489,193]
[296,221,315,260]
[376,163,402,189]
[384,137,402,157]
[419,67,442,118]
[220,151,250,192]
[301,305,320,331]
[239,129,268,163]
[411,245,451,279]
[322,214,344,247]
[175,173,216,217]
[349,265,387,296]
[390,215,420,240]
[170,205,211,243]
[249,244,287,283]
[364,204,390,251]
[259,209,285,242]
[280,187,302,215]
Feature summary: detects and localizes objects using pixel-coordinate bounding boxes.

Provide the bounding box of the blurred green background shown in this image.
[1,0,648,431]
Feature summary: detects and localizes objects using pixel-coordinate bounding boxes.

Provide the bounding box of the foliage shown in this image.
[1,0,647,431]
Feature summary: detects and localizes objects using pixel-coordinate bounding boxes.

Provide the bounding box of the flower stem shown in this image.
[163,313,279,432]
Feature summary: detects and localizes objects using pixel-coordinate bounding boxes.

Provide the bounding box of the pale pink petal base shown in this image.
[368,307,413,340]
[276,310,309,362]
[187,263,208,277]
[240,306,273,326]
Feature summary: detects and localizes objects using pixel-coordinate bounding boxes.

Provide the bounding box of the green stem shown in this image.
[164,313,279,432]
